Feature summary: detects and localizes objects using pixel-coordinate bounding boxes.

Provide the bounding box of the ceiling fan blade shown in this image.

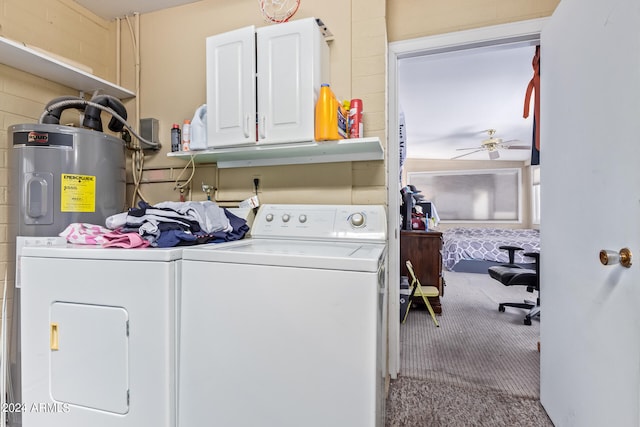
[496,138,530,150]
[455,146,483,151]
[497,139,530,149]
[451,149,484,160]
[442,128,489,139]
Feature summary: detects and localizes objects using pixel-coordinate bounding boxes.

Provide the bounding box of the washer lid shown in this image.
[182,239,386,272]
[21,244,184,261]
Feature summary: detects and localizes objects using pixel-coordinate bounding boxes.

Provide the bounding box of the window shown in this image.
[531,165,540,224]
[408,169,521,222]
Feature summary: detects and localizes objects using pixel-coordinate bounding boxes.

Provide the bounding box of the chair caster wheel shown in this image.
[498,305,505,312]
[524,318,532,325]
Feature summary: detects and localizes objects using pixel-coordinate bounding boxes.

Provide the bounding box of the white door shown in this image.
[206,26,257,147]
[540,1,640,425]
[256,18,328,144]
[50,303,129,414]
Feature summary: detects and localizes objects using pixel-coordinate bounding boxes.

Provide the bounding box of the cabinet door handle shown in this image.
[259,114,266,140]
[243,113,250,138]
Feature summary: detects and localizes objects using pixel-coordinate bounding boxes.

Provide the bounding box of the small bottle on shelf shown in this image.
[171,124,181,152]
[349,98,363,139]
[181,119,191,151]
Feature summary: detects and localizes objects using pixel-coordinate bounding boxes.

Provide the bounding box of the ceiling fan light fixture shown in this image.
[449,128,528,160]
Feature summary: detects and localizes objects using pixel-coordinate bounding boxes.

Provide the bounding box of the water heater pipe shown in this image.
[40,95,86,125]
[38,98,159,150]
[82,94,128,132]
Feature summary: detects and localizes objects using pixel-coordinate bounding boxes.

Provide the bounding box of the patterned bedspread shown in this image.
[442,228,540,271]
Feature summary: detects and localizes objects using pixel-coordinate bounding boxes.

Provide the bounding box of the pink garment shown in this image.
[59,223,110,245]
[102,230,151,249]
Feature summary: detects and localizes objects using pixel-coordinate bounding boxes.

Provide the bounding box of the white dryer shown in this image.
[19,245,182,427]
[179,204,387,427]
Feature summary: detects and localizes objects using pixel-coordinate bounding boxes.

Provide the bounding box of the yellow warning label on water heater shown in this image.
[61,174,96,212]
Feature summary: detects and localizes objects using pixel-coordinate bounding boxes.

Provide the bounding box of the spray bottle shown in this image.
[181,119,191,151]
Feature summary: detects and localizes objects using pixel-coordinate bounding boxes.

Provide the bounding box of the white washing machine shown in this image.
[179,204,387,427]
[19,245,182,427]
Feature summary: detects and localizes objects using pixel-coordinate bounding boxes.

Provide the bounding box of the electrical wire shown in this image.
[125,13,142,149]
[131,149,152,208]
[124,14,146,207]
[174,155,196,201]
[124,15,138,53]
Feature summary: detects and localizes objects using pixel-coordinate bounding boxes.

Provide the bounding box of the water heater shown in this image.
[11,123,126,236]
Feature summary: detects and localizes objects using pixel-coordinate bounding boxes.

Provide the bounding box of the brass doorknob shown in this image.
[599,248,632,268]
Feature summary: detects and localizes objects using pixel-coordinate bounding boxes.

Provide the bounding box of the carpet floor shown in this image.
[386,271,553,426]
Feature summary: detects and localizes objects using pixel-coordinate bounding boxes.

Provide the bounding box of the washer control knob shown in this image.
[350,212,366,228]
[265,213,274,222]
[299,214,307,223]
[282,214,291,223]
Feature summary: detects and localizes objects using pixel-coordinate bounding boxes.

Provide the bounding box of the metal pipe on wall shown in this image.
[135,12,140,136]
[116,17,121,86]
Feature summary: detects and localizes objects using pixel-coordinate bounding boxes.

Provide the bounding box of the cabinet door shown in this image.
[256,18,329,145]
[206,26,256,147]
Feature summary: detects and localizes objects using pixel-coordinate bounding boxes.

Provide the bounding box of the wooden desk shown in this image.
[400,230,444,314]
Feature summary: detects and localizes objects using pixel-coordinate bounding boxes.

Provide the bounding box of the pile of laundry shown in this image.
[59,201,250,248]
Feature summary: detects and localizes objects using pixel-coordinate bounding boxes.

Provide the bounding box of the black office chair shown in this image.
[497,245,526,268]
[488,252,540,325]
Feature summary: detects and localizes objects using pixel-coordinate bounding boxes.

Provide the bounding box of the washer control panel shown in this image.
[252,204,386,241]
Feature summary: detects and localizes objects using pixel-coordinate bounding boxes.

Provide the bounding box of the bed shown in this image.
[442,227,540,273]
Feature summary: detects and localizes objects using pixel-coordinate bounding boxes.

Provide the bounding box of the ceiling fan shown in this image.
[451,129,530,160]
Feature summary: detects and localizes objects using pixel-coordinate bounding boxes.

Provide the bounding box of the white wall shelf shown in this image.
[167,137,384,168]
[0,36,135,99]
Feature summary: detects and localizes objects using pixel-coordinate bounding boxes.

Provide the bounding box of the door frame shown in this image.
[386,18,547,378]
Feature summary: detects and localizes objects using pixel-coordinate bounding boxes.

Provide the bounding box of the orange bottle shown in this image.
[315,84,347,141]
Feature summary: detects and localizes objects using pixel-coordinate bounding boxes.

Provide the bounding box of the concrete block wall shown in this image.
[0,0,115,323]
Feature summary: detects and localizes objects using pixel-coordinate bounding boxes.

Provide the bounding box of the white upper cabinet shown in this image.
[206,18,330,148]
[206,26,257,147]
[256,18,330,145]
